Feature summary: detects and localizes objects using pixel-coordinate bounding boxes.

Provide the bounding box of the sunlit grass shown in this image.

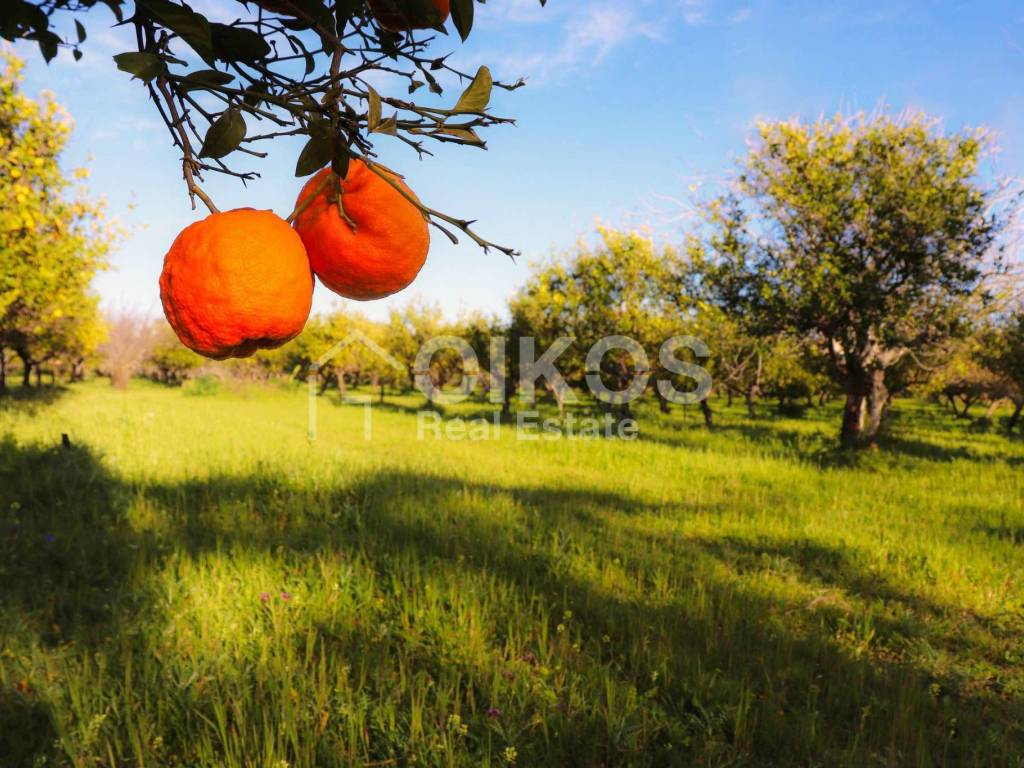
[2,380,1023,766]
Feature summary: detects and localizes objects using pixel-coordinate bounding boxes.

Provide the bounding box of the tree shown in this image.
[5,0,547,256]
[511,228,694,421]
[977,312,1024,433]
[699,113,1012,447]
[149,323,205,384]
[385,300,445,393]
[0,52,112,392]
[99,311,157,389]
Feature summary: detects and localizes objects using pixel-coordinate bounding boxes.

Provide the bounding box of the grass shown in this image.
[2,379,1024,767]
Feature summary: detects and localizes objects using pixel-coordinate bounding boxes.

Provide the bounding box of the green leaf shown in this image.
[199,108,246,159]
[136,0,215,65]
[375,115,398,136]
[295,133,334,177]
[331,144,350,179]
[450,0,474,41]
[34,30,61,63]
[453,66,492,113]
[434,126,484,146]
[113,51,163,82]
[74,19,87,44]
[211,23,271,62]
[179,69,235,92]
[367,86,382,132]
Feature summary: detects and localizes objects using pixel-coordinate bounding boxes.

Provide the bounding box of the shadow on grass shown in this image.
[4,439,1024,766]
[0,384,69,415]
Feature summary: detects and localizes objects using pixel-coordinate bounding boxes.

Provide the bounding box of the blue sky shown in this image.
[14,0,1024,321]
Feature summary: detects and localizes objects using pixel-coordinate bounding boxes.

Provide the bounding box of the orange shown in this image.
[368,0,450,32]
[159,208,313,359]
[292,161,429,301]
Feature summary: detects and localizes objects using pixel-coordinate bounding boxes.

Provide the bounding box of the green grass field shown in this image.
[2,380,1024,767]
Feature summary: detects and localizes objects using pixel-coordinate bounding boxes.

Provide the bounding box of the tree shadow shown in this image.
[0,384,69,415]
[4,446,1024,765]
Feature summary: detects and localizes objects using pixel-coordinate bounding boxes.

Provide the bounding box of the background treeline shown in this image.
[2,45,1022,447]
[6,218,1022,443]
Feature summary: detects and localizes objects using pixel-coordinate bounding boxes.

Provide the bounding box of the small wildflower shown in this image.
[259,592,271,604]
[521,651,536,664]
[556,623,566,634]
[562,610,572,621]
[503,746,518,764]
[280,590,292,601]
[487,707,502,719]
[601,634,611,644]
[44,533,56,544]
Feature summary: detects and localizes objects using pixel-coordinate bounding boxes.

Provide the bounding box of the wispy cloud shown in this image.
[730,7,754,24]
[496,2,663,85]
[681,0,708,26]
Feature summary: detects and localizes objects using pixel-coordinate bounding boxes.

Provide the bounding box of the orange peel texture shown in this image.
[160,208,314,359]
[292,161,429,301]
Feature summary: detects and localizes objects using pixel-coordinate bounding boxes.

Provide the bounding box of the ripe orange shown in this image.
[159,208,313,359]
[292,161,429,301]
[368,0,450,32]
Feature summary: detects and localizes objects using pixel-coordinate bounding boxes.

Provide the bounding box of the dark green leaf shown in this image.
[34,30,61,63]
[136,0,215,65]
[331,144,350,179]
[179,69,235,91]
[211,23,271,62]
[113,51,163,82]
[295,133,334,177]
[450,0,473,41]
[74,19,87,44]
[199,108,246,159]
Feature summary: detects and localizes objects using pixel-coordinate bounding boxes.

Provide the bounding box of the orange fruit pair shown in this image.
[160,161,429,359]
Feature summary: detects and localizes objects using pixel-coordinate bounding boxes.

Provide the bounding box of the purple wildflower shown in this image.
[280,590,293,602]
[259,592,271,604]
[486,707,502,719]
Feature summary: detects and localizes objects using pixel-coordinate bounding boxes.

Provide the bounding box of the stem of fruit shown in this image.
[285,173,333,224]
[154,74,219,215]
[333,177,358,233]
[361,159,518,259]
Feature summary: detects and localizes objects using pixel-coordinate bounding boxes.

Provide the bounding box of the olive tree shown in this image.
[698,113,1013,447]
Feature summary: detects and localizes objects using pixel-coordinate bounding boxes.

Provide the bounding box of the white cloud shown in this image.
[730,7,754,24]
[497,3,663,85]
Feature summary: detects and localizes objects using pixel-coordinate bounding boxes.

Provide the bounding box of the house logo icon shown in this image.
[307,330,406,441]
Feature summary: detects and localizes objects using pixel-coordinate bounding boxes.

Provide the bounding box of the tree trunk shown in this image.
[699,398,713,428]
[726,388,733,408]
[1008,401,1022,434]
[17,348,32,388]
[862,369,889,445]
[655,385,670,414]
[0,347,6,394]
[34,366,42,387]
[745,385,757,418]
[985,399,1004,419]
[840,389,866,448]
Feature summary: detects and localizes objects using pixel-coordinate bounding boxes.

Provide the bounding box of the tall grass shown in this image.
[2,381,1023,766]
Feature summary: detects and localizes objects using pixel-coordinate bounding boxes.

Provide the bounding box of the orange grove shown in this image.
[292,161,429,301]
[159,208,313,359]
